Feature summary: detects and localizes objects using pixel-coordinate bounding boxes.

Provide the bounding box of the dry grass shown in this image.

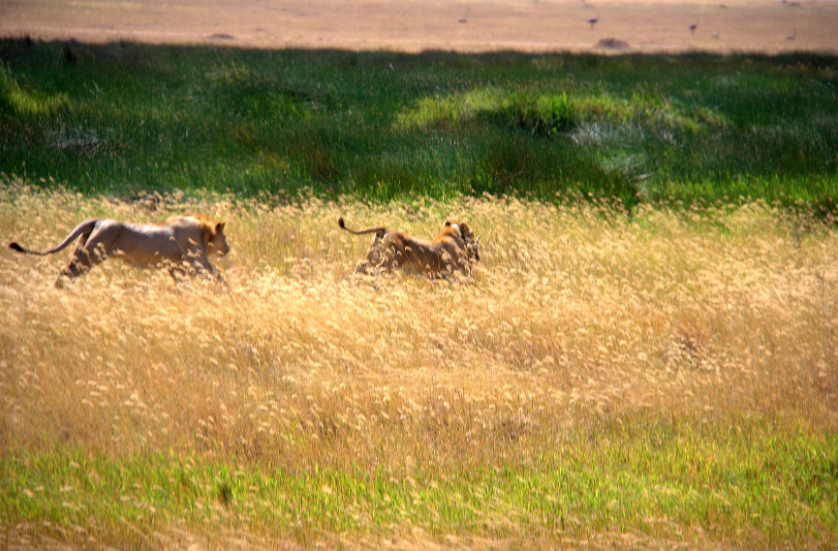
[1,180,837,548]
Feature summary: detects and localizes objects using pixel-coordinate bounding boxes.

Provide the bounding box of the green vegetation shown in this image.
[3,423,836,550]
[1,39,837,208]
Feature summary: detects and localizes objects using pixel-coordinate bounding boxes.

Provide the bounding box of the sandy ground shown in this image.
[1,0,836,54]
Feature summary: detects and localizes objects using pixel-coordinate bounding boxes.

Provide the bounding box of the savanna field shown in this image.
[1,36,838,550]
[2,182,837,550]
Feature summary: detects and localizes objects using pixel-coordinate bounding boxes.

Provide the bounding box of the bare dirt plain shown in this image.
[1,0,837,54]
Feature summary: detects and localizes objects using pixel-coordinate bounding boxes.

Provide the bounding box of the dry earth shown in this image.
[1,0,837,53]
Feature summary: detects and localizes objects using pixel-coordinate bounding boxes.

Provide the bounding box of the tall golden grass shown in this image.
[2,179,836,474]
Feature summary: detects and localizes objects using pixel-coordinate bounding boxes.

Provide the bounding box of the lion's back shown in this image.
[110,214,219,264]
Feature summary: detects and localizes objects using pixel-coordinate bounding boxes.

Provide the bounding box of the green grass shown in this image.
[3,420,836,549]
[1,40,837,208]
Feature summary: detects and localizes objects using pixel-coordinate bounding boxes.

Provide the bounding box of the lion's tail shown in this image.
[338,217,387,238]
[8,219,99,256]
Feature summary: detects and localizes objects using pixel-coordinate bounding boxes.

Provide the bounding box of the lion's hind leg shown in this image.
[356,242,387,275]
[54,226,102,287]
[353,261,372,275]
[166,262,188,283]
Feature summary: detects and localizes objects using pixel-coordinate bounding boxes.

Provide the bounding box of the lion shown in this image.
[8,213,229,287]
[338,217,480,277]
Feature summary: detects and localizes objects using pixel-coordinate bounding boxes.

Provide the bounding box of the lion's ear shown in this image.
[215,222,225,234]
[445,221,451,227]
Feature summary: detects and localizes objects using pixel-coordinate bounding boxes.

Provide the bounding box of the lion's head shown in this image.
[446,221,481,263]
[181,213,229,258]
[207,221,229,258]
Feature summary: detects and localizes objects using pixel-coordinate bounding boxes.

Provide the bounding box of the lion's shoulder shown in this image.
[164,213,223,236]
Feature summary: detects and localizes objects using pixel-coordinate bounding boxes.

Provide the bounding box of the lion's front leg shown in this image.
[167,264,187,282]
[186,255,226,285]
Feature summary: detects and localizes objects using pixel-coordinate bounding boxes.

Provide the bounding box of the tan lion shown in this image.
[8,213,229,287]
[338,217,480,277]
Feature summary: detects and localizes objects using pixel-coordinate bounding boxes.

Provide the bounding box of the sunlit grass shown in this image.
[1,180,837,549]
[3,428,835,549]
[0,63,69,117]
[396,88,726,135]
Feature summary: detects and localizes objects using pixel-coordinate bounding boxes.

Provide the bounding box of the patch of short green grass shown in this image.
[2,420,835,549]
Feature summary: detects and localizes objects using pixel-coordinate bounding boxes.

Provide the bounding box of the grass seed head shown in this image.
[1,182,837,467]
